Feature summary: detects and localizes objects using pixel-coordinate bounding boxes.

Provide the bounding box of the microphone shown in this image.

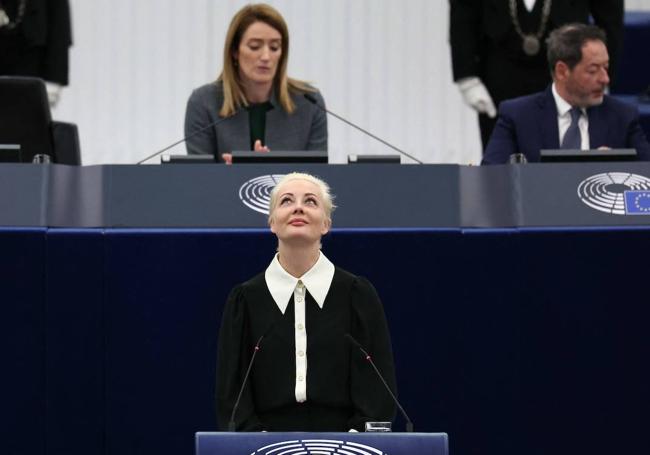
[303,93,423,164]
[345,333,414,432]
[228,320,277,431]
[228,334,263,431]
[137,113,236,164]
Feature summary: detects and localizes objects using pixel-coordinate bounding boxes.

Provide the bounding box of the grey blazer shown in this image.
[184,81,328,160]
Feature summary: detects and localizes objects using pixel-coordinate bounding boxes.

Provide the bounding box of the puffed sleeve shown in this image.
[216,285,263,431]
[347,276,397,431]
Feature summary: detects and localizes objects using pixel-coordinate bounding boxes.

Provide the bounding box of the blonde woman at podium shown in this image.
[184,3,327,163]
[216,173,396,431]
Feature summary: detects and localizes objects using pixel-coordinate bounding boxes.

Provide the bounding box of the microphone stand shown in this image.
[228,334,264,431]
[137,113,236,164]
[303,93,423,164]
[346,334,414,432]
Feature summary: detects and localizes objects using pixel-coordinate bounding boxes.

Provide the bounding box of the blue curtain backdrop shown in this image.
[2,227,649,455]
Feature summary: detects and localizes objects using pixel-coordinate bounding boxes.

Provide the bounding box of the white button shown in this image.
[296,296,303,303]
[297,323,304,330]
[298,350,305,357]
[298,375,304,381]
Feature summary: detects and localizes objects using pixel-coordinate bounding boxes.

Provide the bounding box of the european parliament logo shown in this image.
[251,439,387,455]
[577,172,650,215]
[239,174,286,215]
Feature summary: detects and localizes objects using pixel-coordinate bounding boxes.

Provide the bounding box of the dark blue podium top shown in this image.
[195,432,448,455]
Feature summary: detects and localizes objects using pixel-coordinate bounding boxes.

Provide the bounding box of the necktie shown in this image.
[561,107,582,149]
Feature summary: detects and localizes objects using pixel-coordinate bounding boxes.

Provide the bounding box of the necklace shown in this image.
[508,0,552,56]
[0,0,27,30]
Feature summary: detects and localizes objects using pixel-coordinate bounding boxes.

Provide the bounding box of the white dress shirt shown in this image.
[264,251,335,403]
[523,0,536,12]
[552,83,590,150]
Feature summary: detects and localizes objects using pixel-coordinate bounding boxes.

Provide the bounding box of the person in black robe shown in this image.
[216,172,396,431]
[0,0,73,106]
[449,0,623,150]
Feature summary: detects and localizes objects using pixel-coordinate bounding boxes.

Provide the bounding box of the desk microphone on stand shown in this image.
[345,333,414,432]
[303,93,422,164]
[137,113,237,164]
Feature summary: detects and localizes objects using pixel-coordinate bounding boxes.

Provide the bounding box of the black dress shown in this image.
[216,266,396,431]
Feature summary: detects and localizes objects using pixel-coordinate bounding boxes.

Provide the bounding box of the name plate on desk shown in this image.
[0,144,21,163]
[540,148,637,162]
[231,150,328,163]
[161,155,215,164]
[196,432,448,455]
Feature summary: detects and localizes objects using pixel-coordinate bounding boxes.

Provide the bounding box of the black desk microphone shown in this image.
[303,93,423,164]
[137,112,237,164]
[228,333,265,431]
[345,333,414,432]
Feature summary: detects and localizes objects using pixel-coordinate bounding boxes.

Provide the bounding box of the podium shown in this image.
[196,432,448,455]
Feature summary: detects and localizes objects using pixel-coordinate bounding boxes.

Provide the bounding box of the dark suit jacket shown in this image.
[184,81,328,160]
[482,87,650,164]
[449,0,624,97]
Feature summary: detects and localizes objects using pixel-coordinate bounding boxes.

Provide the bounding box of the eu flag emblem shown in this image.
[624,191,650,215]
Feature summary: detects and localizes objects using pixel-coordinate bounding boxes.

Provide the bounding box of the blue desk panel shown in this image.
[0,229,46,455]
[45,230,105,454]
[3,228,648,455]
[5,163,650,229]
[195,432,449,455]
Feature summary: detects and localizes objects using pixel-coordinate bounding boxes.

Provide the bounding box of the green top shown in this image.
[247,102,274,149]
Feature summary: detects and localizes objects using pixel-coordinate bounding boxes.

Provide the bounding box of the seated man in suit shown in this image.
[482,23,650,165]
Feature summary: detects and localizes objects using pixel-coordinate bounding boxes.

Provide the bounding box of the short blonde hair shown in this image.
[268,173,336,225]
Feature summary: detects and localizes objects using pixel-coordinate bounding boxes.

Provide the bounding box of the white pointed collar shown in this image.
[265,251,335,314]
[523,0,536,13]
